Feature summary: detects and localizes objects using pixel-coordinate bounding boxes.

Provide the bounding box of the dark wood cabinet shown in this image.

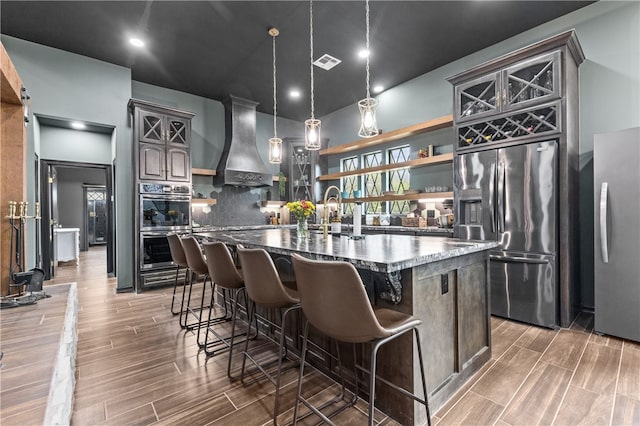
[454,50,561,125]
[447,30,585,327]
[129,100,194,182]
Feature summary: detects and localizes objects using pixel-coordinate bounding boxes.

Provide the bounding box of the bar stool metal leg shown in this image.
[170,266,189,315]
[238,302,300,424]
[293,321,357,426]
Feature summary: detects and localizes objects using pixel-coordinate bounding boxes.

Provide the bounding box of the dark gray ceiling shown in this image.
[1,1,594,122]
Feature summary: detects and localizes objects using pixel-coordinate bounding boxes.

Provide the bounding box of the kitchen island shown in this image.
[196,228,497,425]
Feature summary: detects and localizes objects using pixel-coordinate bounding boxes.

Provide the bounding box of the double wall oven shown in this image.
[138,183,191,290]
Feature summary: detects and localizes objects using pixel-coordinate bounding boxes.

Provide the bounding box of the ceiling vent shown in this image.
[313,54,342,70]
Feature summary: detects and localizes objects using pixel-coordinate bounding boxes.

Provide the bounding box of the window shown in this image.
[340,156,358,215]
[387,145,411,214]
[339,145,412,216]
[362,151,382,214]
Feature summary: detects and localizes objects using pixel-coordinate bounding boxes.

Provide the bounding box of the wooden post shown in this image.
[1,42,27,296]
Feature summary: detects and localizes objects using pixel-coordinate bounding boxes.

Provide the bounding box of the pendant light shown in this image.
[304,0,321,150]
[268,27,282,164]
[357,0,379,138]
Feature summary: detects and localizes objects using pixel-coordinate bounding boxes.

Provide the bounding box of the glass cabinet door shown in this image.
[290,144,314,202]
[139,110,165,144]
[503,51,561,112]
[455,72,500,123]
[166,117,190,147]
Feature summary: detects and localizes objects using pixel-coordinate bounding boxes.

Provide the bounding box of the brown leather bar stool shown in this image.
[202,242,252,368]
[291,254,431,426]
[236,245,300,425]
[167,233,189,317]
[180,236,228,338]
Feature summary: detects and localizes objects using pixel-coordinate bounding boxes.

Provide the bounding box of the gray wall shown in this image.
[321,1,640,309]
[56,167,107,250]
[40,126,112,164]
[2,35,134,290]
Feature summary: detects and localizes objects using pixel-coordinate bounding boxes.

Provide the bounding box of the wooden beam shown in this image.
[1,42,23,105]
[1,42,26,296]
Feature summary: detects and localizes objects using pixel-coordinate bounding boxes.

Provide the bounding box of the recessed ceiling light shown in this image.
[373,85,384,94]
[129,37,145,48]
[71,121,86,130]
[358,49,369,59]
[289,90,301,99]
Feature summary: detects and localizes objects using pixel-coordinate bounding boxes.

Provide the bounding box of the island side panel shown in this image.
[458,259,491,368]
[375,250,491,425]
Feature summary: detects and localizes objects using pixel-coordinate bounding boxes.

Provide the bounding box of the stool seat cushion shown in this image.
[374,308,422,336]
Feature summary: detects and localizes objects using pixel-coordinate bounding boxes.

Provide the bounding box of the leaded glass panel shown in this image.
[341,156,358,215]
[363,151,382,214]
[387,146,410,214]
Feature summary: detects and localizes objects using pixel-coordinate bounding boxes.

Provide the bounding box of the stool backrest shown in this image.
[237,245,298,308]
[202,242,244,290]
[291,254,387,343]
[167,234,188,268]
[181,236,208,275]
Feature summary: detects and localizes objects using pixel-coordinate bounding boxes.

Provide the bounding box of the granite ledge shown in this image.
[194,228,497,273]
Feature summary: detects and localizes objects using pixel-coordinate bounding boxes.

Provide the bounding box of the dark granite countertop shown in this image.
[192,223,453,236]
[194,228,496,273]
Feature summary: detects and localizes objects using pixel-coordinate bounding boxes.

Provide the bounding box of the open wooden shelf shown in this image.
[192,168,217,176]
[318,152,453,181]
[318,114,453,156]
[191,198,217,205]
[261,200,286,207]
[343,191,453,203]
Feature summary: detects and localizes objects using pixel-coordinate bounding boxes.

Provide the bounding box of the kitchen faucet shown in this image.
[322,185,342,238]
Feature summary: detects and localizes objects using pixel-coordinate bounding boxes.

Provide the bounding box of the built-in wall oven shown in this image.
[140,183,191,231]
[139,183,191,278]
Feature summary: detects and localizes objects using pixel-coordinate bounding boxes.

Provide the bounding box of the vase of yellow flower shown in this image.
[286,199,315,238]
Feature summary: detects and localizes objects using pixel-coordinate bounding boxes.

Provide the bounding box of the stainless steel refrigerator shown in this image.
[594,127,640,342]
[454,140,559,328]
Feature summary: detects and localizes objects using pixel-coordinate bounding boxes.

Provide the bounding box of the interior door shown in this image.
[48,166,58,277]
[497,140,557,254]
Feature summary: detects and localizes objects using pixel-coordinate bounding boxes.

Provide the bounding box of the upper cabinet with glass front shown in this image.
[137,109,191,148]
[129,99,195,182]
[448,31,584,151]
[455,51,560,123]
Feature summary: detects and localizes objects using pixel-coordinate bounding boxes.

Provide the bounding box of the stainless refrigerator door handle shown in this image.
[489,254,548,265]
[489,163,495,233]
[497,162,505,233]
[600,182,609,263]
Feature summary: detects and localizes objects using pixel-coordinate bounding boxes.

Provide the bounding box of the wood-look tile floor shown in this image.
[1,246,639,425]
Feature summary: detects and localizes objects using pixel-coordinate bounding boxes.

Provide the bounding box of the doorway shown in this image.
[40,160,114,280]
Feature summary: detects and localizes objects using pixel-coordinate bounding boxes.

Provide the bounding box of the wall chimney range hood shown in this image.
[215,95,272,187]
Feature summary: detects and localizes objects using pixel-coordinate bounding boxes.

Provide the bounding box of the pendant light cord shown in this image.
[309,0,315,120]
[272,33,278,137]
[365,0,371,100]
